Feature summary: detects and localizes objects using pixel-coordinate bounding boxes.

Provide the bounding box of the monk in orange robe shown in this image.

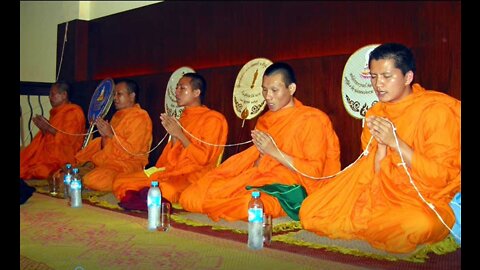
[179,62,341,221]
[300,43,461,253]
[20,82,86,180]
[113,73,228,202]
[75,79,153,191]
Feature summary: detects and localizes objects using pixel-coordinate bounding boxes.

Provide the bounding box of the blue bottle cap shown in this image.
[151,181,158,187]
[252,191,260,198]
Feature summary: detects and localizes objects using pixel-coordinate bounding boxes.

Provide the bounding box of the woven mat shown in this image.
[171,211,300,234]
[21,193,371,270]
[272,228,459,263]
[25,179,459,263]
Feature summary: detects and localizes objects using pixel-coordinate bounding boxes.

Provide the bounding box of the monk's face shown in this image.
[49,85,67,107]
[261,73,295,112]
[175,76,200,107]
[369,58,413,103]
[113,82,135,110]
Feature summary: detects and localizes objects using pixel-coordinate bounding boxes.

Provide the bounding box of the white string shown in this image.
[173,117,253,147]
[254,116,461,242]
[22,119,96,143]
[110,126,169,156]
[382,119,460,242]
[45,120,93,136]
[268,133,374,180]
[56,22,68,81]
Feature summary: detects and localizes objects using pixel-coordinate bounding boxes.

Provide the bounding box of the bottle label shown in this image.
[248,208,263,223]
[147,196,161,207]
[70,180,81,190]
[64,174,72,184]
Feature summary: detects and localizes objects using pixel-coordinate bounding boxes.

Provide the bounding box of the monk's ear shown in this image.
[288,83,296,96]
[60,91,68,100]
[193,89,201,98]
[404,71,414,85]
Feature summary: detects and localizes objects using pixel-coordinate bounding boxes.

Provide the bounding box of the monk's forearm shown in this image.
[391,139,413,168]
[176,132,191,148]
[375,144,387,173]
[271,149,295,171]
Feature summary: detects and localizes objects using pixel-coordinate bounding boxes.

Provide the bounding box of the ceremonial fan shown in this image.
[164,67,195,118]
[341,44,380,120]
[81,78,115,148]
[232,58,272,127]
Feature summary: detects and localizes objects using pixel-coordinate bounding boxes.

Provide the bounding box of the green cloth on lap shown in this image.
[246,183,307,221]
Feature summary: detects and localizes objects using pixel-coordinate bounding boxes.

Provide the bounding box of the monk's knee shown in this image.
[179,186,202,213]
[160,182,179,203]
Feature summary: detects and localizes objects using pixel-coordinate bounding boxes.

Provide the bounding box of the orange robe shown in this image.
[75,104,153,191]
[20,103,85,180]
[299,84,461,253]
[179,98,341,221]
[113,106,228,202]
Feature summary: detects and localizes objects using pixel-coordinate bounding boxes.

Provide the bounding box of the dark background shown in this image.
[22,1,461,168]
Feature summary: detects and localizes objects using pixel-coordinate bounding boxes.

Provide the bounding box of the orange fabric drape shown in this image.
[20,103,86,180]
[179,98,341,221]
[113,106,228,202]
[300,84,461,253]
[75,104,152,191]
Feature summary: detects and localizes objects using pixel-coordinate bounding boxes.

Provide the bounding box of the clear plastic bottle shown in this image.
[147,181,161,231]
[69,168,82,208]
[248,191,264,250]
[63,163,72,201]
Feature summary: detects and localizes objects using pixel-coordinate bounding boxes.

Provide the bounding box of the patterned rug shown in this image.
[26,179,460,263]
[20,193,371,270]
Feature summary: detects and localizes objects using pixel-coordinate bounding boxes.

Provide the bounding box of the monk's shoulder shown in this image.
[298,105,332,123]
[202,108,228,122]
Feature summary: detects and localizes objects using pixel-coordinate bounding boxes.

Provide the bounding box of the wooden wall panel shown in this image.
[415,2,461,99]
[52,1,460,169]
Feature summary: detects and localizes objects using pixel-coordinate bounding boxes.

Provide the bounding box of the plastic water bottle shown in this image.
[147,181,161,231]
[248,191,264,250]
[63,163,72,201]
[70,168,82,208]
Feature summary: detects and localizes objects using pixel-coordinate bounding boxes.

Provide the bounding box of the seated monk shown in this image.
[179,62,341,221]
[113,73,228,203]
[75,79,153,191]
[20,81,85,180]
[299,43,461,253]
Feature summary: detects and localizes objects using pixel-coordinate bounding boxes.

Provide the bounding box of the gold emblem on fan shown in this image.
[97,87,105,102]
[241,108,249,119]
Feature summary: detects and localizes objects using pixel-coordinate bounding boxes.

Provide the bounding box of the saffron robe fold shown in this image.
[113,106,228,202]
[75,104,153,191]
[20,103,86,180]
[299,84,461,253]
[179,98,341,221]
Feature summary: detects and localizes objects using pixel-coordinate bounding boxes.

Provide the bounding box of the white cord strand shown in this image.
[173,117,253,147]
[383,119,460,242]
[267,132,373,180]
[56,22,68,81]
[110,125,169,156]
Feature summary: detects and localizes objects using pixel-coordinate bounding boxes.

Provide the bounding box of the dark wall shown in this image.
[54,1,461,168]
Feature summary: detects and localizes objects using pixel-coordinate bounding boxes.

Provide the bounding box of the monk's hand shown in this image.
[32,115,52,134]
[251,130,276,155]
[96,118,113,138]
[365,116,396,148]
[160,113,182,138]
